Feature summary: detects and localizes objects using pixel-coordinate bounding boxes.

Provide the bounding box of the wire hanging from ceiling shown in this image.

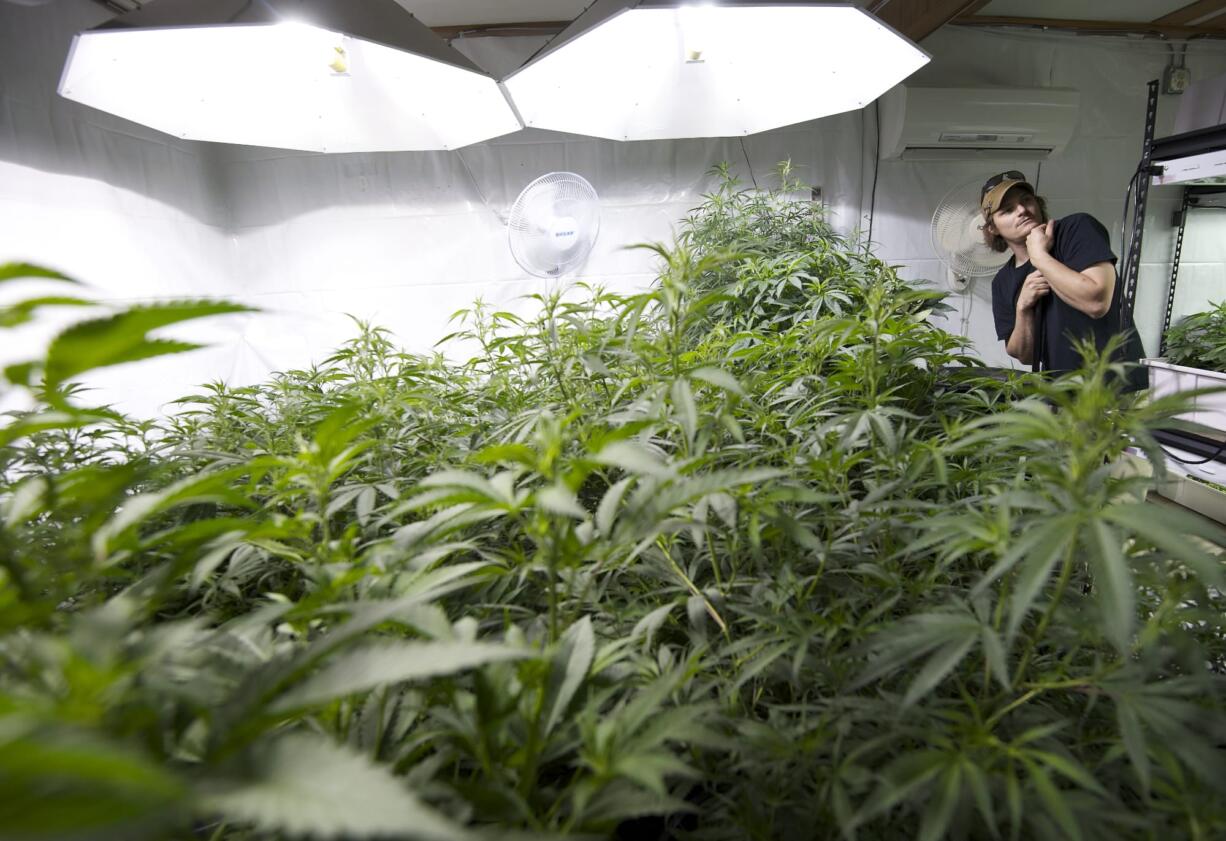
[865,99,881,253]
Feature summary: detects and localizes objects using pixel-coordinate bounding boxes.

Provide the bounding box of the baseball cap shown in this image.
[980,170,1035,216]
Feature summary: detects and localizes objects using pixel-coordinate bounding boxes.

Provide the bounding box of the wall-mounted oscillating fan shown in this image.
[507,172,600,278]
[931,177,1008,291]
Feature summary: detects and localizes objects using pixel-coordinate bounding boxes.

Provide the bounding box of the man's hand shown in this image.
[1026,219,1055,257]
[1017,270,1050,311]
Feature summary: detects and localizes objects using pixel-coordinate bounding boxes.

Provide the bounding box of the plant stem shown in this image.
[985,688,1040,731]
[659,538,729,638]
[1011,544,1078,687]
[546,526,560,644]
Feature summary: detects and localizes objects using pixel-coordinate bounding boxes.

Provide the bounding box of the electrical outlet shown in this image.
[1163,65,1192,95]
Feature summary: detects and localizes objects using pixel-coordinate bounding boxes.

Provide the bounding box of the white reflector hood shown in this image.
[58,0,522,152]
[501,0,930,141]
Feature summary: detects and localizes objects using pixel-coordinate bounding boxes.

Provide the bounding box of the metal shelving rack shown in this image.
[1123,80,1226,353]
[1122,82,1226,485]
[1159,185,1226,353]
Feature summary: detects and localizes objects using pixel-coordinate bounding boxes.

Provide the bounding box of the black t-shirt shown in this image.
[990,212,1128,373]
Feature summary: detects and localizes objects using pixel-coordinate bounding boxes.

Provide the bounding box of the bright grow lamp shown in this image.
[58,0,522,153]
[501,0,929,142]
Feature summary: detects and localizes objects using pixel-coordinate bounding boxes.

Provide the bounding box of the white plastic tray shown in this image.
[1143,358,1226,433]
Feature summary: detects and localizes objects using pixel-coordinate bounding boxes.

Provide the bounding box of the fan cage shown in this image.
[930,178,1011,281]
[508,172,600,278]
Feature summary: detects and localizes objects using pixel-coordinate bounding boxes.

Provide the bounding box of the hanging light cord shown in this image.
[739,138,758,190]
[866,99,881,252]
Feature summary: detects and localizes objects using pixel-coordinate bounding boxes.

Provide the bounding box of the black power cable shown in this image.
[739,137,758,190]
[865,99,880,252]
[1163,444,1226,465]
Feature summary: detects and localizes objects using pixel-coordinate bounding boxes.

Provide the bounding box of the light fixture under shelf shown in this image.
[59,0,522,153]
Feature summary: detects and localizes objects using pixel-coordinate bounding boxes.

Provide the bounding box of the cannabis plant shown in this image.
[1164,300,1226,372]
[1,165,1224,841]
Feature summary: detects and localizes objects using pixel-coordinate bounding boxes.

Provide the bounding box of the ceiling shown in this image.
[82,1,1226,42]
[391,0,1226,41]
[396,1,588,27]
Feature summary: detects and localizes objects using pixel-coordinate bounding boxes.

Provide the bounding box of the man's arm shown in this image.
[1004,270,1049,365]
[1026,221,1115,318]
[1006,305,1037,364]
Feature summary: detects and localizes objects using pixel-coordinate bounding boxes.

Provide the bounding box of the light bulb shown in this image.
[677,4,715,63]
[329,45,348,75]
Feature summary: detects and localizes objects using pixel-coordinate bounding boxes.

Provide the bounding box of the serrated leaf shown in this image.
[273,640,528,711]
[1026,750,1107,797]
[4,361,36,387]
[596,476,634,537]
[91,466,255,561]
[1021,759,1081,841]
[581,353,613,376]
[671,378,698,444]
[980,624,1011,691]
[630,603,677,647]
[972,516,1072,599]
[1104,502,1225,591]
[1087,519,1134,652]
[0,295,92,328]
[1115,700,1150,795]
[419,469,513,506]
[200,733,466,840]
[0,732,184,841]
[1007,524,1074,642]
[593,441,672,478]
[3,477,49,528]
[856,750,947,824]
[707,492,737,528]
[903,636,976,707]
[536,484,587,519]
[0,262,77,284]
[611,751,696,797]
[357,486,377,525]
[44,300,254,390]
[853,612,980,690]
[964,761,999,840]
[918,762,961,841]
[581,787,696,825]
[544,617,595,735]
[472,443,537,467]
[690,366,746,397]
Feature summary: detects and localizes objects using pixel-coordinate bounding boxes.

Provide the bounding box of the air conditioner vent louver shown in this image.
[880,85,1079,161]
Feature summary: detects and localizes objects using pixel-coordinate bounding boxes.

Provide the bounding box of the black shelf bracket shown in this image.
[1160,188,1191,355]
[1121,79,1159,337]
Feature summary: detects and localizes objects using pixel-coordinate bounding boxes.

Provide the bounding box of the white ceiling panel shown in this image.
[383,1,1216,31]
[978,0,1199,23]
[395,1,590,27]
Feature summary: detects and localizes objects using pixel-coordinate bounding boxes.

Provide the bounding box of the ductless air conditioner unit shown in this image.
[878,85,1080,161]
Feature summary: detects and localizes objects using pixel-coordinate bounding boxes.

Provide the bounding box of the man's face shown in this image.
[990,187,1042,243]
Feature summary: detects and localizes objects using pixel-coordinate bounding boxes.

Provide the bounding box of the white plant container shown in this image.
[1139,359,1226,524]
[1121,446,1226,525]
[1155,456,1226,525]
[1143,358,1226,433]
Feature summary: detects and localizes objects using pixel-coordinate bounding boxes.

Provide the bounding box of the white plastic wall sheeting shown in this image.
[4,2,1226,418]
[0,1,233,415]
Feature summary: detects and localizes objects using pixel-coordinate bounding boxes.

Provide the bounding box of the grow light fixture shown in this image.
[58,0,522,152]
[501,0,929,142]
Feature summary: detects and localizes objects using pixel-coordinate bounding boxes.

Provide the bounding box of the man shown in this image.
[981,171,1139,376]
